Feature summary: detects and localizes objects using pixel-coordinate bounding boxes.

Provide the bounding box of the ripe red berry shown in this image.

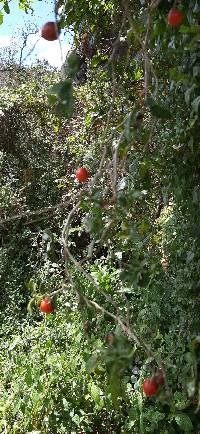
[41,22,60,41]
[76,167,89,182]
[168,8,183,27]
[143,378,158,396]
[40,297,54,314]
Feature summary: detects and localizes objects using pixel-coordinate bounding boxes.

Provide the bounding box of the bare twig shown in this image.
[106,5,128,67]
[54,0,64,68]
[67,272,170,388]
[67,273,152,354]
[126,2,158,99]
[0,195,78,226]
[50,284,69,297]
[62,200,82,245]
[21,35,40,65]
[111,139,118,202]
[88,6,128,192]
[61,206,123,315]
[143,6,152,96]
[150,0,162,9]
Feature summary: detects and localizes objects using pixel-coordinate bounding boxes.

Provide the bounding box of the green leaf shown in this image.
[191,95,200,113]
[179,24,199,34]
[48,80,74,118]
[0,11,3,25]
[185,84,197,105]
[174,413,193,432]
[26,278,37,292]
[173,391,189,409]
[64,52,80,78]
[27,298,36,314]
[86,354,101,373]
[4,2,10,14]
[146,97,172,119]
[90,383,101,403]
[108,369,121,408]
[193,66,200,78]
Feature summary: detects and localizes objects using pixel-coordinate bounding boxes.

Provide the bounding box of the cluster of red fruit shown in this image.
[143,372,165,396]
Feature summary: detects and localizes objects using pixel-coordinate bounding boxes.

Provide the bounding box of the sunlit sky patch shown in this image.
[0,0,72,68]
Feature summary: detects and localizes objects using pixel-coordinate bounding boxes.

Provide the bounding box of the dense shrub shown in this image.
[1,0,200,432]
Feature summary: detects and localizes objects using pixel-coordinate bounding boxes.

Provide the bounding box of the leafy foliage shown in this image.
[1,0,200,433]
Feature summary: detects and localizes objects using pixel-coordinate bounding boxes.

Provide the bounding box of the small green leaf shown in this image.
[174,413,193,432]
[4,2,10,14]
[27,297,36,314]
[86,354,101,373]
[26,278,37,292]
[48,80,74,118]
[0,11,3,25]
[90,383,101,403]
[146,97,172,119]
[185,84,197,105]
[192,95,200,113]
[193,66,200,78]
[64,52,80,78]
[179,25,199,34]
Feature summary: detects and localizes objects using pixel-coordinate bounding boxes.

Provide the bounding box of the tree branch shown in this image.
[0,196,78,226]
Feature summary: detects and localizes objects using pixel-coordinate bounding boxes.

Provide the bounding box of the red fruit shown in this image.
[41,22,60,41]
[153,372,165,386]
[143,378,158,397]
[76,167,89,182]
[40,297,54,314]
[168,8,183,27]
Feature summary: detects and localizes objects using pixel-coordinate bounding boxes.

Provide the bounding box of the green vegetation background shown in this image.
[0,0,200,433]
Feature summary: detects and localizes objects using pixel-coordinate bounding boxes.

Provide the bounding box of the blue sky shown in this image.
[0,0,72,67]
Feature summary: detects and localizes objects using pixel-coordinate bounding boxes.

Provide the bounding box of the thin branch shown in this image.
[21,36,40,65]
[126,2,158,99]
[54,0,64,69]
[88,6,128,192]
[62,201,81,243]
[105,6,128,67]
[0,195,78,226]
[143,6,152,96]
[67,274,152,354]
[67,274,170,389]
[150,0,162,9]
[111,139,118,202]
[50,284,69,297]
[61,206,122,315]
